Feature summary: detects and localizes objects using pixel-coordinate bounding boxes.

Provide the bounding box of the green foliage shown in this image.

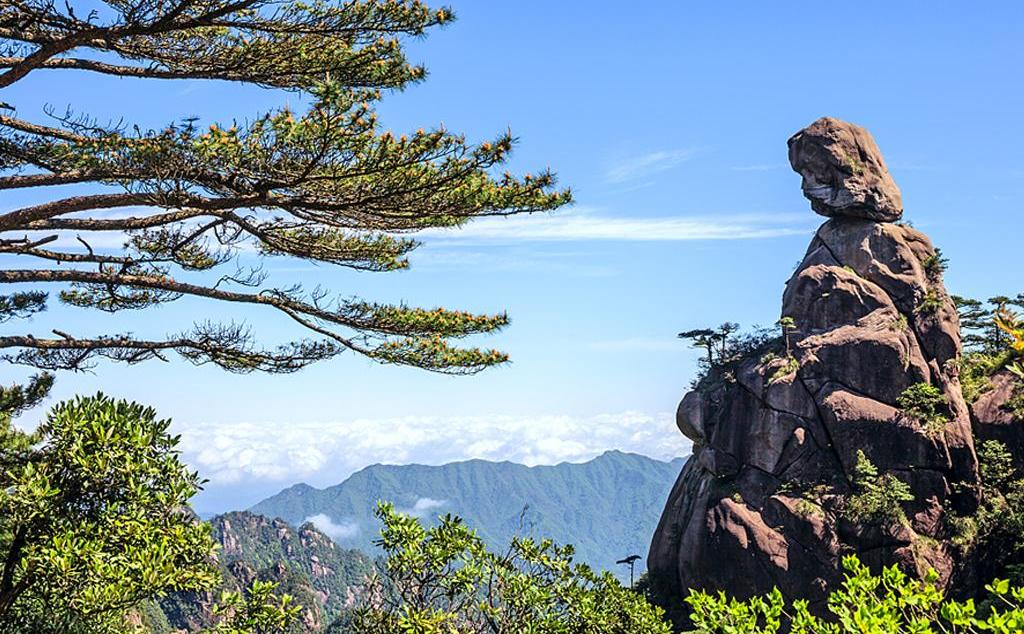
[953,441,1024,576]
[130,599,175,634]
[0,292,47,322]
[981,440,1017,493]
[960,351,1011,404]
[997,308,1024,380]
[684,324,781,391]
[768,355,800,385]
[795,499,822,518]
[954,294,1024,355]
[686,556,1024,633]
[348,502,672,633]
[843,450,913,526]
[887,314,909,332]
[0,394,218,630]
[897,382,950,435]
[679,322,741,366]
[916,289,945,315]
[0,373,53,422]
[206,580,302,634]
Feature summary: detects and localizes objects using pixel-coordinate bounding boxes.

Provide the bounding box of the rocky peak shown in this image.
[649,118,979,617]
[788,117,903,222]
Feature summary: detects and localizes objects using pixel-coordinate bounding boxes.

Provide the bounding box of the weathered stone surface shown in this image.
[972,369,1024,471]
[789,117,903,221]
[676,391,705,443]
[648,119,980,617]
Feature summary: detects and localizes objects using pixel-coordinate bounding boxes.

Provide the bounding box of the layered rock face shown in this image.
[649,118,980,608]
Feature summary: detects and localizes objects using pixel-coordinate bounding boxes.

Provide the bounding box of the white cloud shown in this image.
[304,514,360,542]
[403,497,447,517]
[175,411,690,490]
[605,149,697,183]
[419,208,812,244]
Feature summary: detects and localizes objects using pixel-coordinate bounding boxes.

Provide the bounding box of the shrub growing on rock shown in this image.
[952,440,1024,584]
[897,383,950,435]
[843,450,914,526]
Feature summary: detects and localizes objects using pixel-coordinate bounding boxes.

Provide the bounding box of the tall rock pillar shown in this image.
[648,117,979,609]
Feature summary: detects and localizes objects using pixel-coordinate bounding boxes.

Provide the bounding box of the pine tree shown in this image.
[678,328,717,365]
[0,0,570,391]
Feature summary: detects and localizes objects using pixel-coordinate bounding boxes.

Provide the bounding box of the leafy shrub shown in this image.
[953,440,1024,577]
[959,351,1012,404]
[843,450,913,526]
[795,499,821,518]
[349,503,672,633]
[1003,388,1024,419]
[897,382,950,435]
[686,556,1024,633]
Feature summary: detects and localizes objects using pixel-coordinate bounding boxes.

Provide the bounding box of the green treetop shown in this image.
[0,394,218,631]
[348,502,672,633]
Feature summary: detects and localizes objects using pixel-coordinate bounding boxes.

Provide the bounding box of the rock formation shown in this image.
[971,369,1024,472]
[649,117,980,610]
[789,117,903,222]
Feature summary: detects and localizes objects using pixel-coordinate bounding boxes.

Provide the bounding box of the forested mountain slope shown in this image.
[251,450,685,575]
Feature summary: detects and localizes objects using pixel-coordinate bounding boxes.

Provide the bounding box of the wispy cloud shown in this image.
[605,148,697,184]
[304,514,360,541]
[176,411,689,489]
[411,247,618,277]
[420,209,812,244]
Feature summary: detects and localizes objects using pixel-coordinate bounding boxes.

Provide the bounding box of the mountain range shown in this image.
[250,450,686,575]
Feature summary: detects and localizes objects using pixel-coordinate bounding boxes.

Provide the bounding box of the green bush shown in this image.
[953,441,1024,577]
[897,383,950,435]
[843,450,913,526]
[686,556,1024,633]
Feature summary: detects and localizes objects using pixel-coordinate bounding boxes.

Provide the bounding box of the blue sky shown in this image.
[4,1,1024,513]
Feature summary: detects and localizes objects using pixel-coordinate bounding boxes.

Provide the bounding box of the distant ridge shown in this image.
[250,450,686,575]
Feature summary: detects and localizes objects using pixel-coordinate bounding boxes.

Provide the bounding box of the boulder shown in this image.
[788,117,903,221]
[648,118,979,617]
